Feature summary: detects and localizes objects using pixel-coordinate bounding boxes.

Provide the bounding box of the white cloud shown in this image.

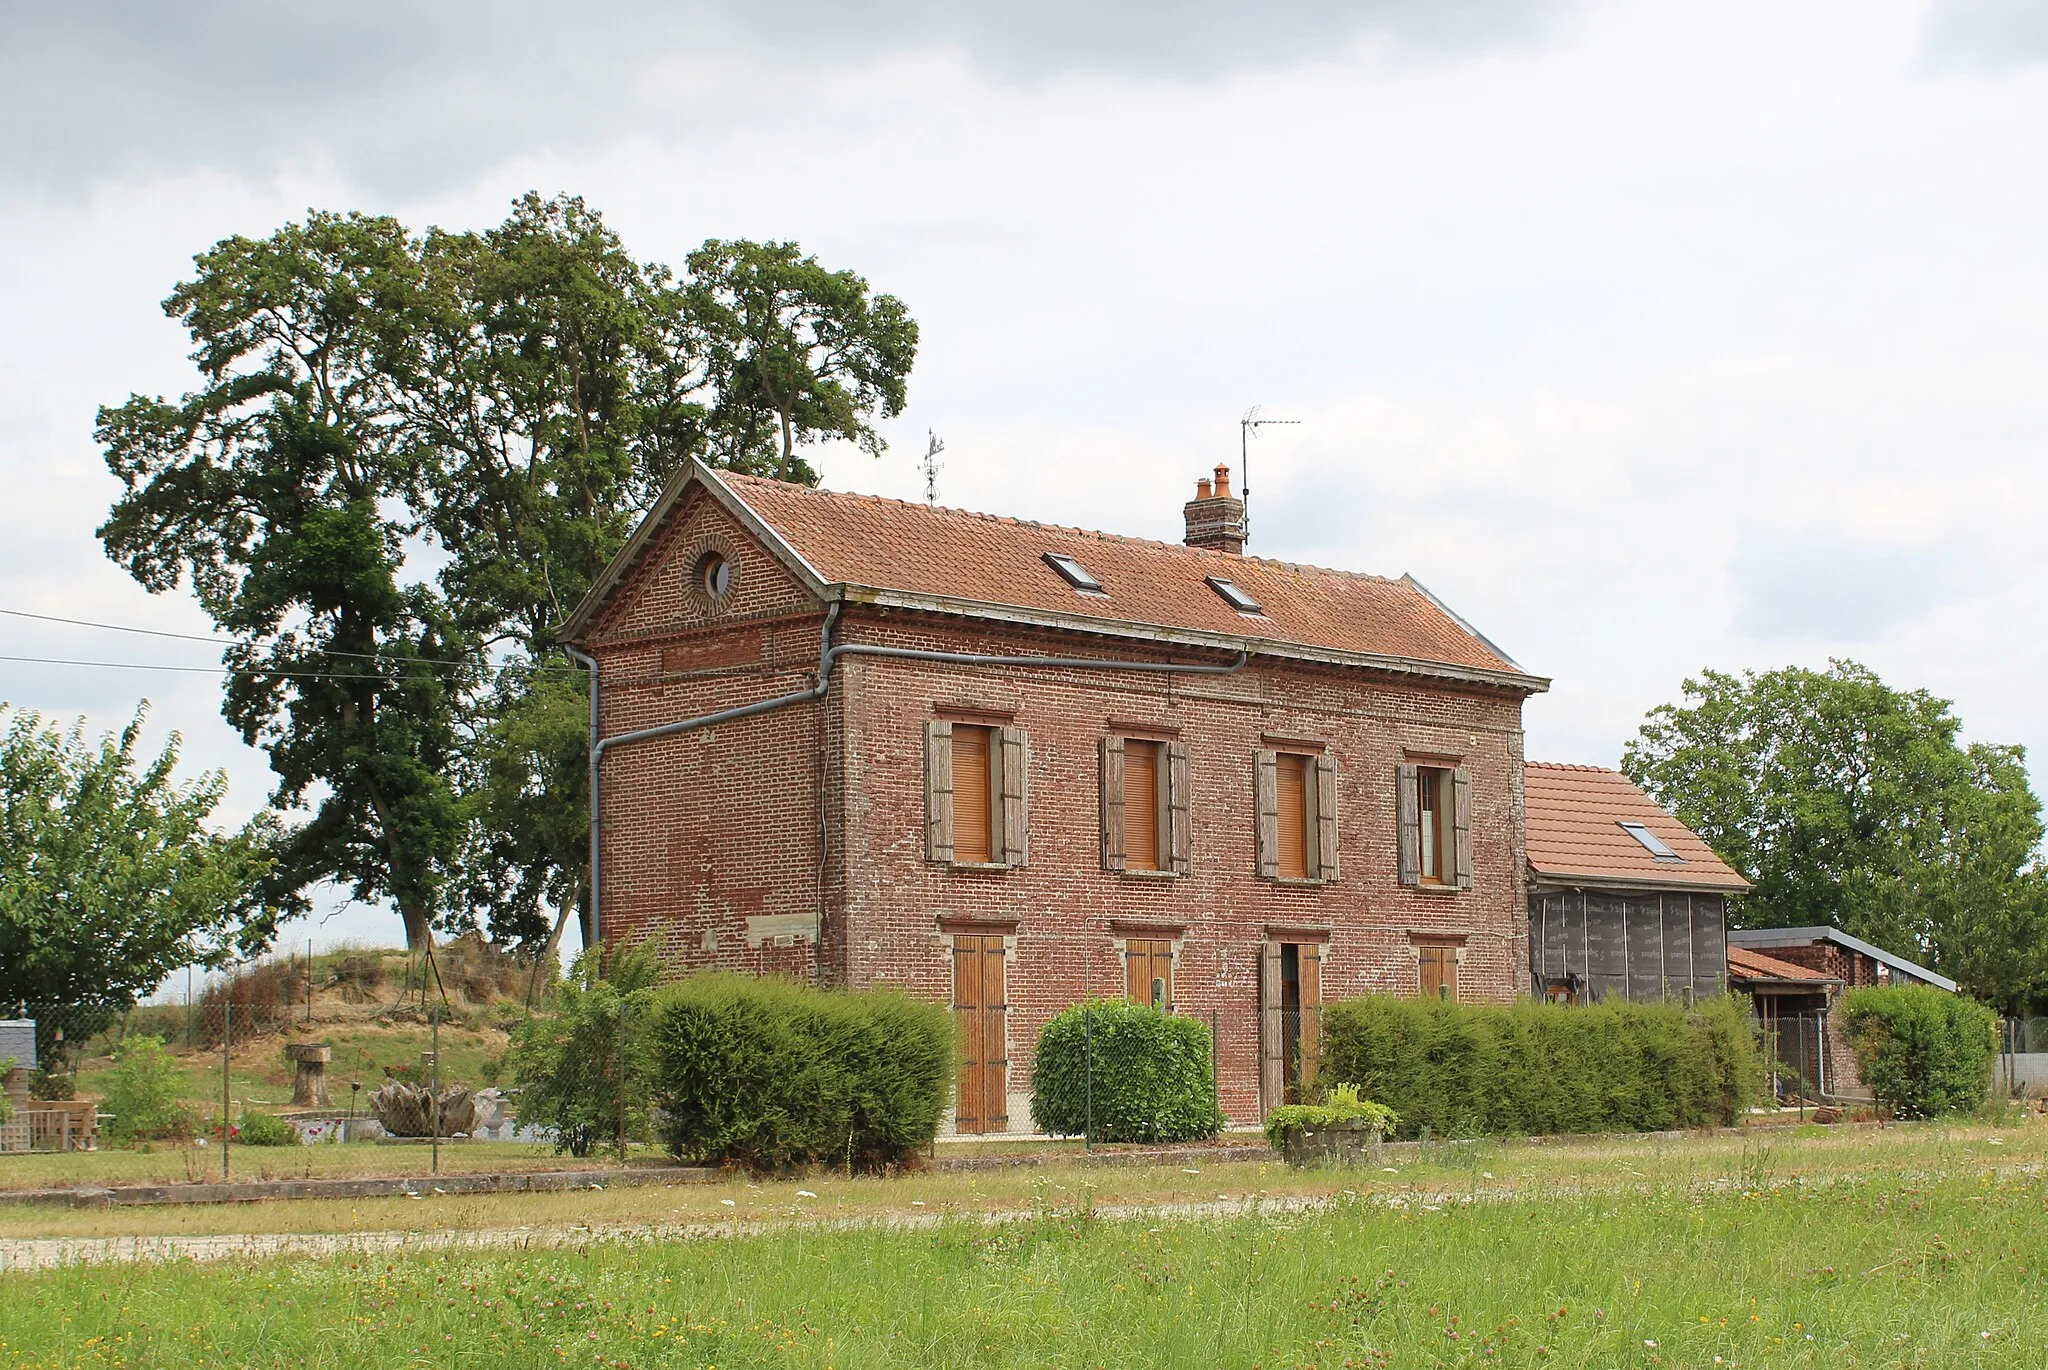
[5,0,2047,958]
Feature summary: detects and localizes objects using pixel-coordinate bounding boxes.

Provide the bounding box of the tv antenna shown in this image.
[921,429,945,507]
[1239,406,1300,545]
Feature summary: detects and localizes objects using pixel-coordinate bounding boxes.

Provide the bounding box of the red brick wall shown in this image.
[831,611,1528,1126]
[585,488,1533,1126]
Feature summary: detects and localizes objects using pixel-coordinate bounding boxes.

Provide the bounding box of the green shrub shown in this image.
[1839,986,1997,1119]
[0,1057,12,1124]
[1263,1082,1398,1149]
[648,973,953,1172]
[100,1035,193,1142]
[28,1061,74,1101]
[509,944,661,1159]
[1318,993,1762,1139]
[236,1110,299,1146]
[1030,1001,1223,1143]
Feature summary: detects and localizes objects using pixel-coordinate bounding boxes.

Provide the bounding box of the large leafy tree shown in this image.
[99,197,919,956]
[1623,661,2047,1012]
[98,211,470,951]
[0,705,274,1043]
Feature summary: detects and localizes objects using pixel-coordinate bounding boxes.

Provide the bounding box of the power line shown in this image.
[0,653,567,684]
[0,606,577,675]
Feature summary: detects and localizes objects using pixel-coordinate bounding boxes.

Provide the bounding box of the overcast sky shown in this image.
[3,0,2046,960]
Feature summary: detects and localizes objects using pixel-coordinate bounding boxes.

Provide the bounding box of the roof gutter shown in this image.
[568,605,1248,953]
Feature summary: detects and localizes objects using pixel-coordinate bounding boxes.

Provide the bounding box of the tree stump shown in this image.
[287,1044,332,1108]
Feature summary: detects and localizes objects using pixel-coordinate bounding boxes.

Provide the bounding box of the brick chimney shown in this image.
[1183,463,1245,555]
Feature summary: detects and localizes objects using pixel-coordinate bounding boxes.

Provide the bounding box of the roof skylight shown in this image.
[1206,576,1263,614]
[1042,552,1106,595]
[1618,821,1684,861]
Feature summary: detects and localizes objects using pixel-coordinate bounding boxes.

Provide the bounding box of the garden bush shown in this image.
[99,1034,192,1142]
[509,943,660,1158]
[1319,993,1761,1139]
[648,974,953,1172]
[235,1110,299,1146]
[1838,985,1997,1118]
[1030,1001,1223,1143]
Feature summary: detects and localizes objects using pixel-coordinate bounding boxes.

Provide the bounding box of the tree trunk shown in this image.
[776,399,795,481]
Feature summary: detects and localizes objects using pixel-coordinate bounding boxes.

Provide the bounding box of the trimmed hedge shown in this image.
[1838,985,1997,1118]
[1031,1001,1223,1143]
[1319,994,1762,1139]
[648,974,953,1172]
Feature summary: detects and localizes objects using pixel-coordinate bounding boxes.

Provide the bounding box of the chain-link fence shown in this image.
[1,942,575,1185]
[1759,1010,1828,1104]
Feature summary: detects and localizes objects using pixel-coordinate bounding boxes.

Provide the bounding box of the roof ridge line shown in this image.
[724,473,1407,586]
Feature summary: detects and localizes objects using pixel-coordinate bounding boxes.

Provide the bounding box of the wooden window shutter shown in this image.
[1451,766,1474,889]
[1276,754,1310,881]
[1313,751,1340,882]
[1396,761,1421,887]
[952,726,993,865]
[1124,742,1161,872]
[998,726,1030,867]
[1259,940,1284,1113]
[1254,749,1279,879]
[1166,741,1192,875]
[1099,736,1127,871]
[925,720,954,863]
[1299,942,1323,1093]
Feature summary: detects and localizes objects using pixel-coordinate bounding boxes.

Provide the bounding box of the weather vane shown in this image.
[922,430,945,507]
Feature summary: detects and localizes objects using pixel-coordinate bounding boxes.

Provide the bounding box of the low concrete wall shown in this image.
[2000,1053,2048,1098]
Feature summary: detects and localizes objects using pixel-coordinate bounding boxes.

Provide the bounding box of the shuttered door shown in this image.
[1125,939,1173,1008]
[952,726,993,865]
[1419,945,1458,1001]
[952,935,1008,1133]
[1276,753,1310,880]
[1124,741,1161,871]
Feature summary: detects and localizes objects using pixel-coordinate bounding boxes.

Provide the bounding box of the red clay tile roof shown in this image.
[1727,945,1836,984]
[719,472,1533,681]
[1524,762,1751,892]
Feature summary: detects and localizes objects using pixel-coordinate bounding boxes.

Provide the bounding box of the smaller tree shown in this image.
[688,239,918,483]
[0,705,276,1050]
[507,943,659,1158]
[100,1036,193,1143]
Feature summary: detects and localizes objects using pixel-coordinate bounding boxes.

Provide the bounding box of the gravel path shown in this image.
[0,1192,1345,1273]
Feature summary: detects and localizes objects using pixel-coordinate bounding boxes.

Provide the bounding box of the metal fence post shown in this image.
[221,995,231,1182]
[431,1009,441,1176]
[1083,1004,1093,1151]
[1211,1009,1220,1122]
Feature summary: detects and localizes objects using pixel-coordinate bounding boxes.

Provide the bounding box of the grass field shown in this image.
[1,1121,2045,1367]
[2,1152,2044,1367]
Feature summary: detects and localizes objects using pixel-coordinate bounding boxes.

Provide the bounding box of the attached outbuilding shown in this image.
[1523,763,1751,1004]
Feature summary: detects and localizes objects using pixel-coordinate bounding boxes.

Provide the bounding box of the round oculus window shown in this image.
[695,551,734,602]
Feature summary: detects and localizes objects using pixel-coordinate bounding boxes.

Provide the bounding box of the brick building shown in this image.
[1726,927,1957,1100]
[560,461,1549,1128]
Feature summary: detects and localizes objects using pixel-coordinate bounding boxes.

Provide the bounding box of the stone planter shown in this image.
[1277,1118,1387,1169]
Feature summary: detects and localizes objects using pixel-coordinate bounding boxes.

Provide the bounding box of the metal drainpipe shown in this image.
[569,598,1250,954]
[563,644,603,953]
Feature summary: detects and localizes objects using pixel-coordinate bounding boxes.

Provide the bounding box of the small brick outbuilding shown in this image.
[560,461,1549,1127]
